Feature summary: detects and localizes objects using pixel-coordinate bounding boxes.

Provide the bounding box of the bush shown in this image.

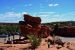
[27,35,41,49]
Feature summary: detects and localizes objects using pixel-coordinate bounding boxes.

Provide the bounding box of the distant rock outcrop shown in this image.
[56,26,75,37]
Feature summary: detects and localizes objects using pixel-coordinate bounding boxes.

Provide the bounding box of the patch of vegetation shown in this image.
[27,35,41,50]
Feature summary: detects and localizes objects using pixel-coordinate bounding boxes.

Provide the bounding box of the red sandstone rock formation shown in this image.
[19,14,51,38]
[38,25,51,37]
[23,14,41,27]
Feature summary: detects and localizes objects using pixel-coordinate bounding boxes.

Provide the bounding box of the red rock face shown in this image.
[38,25,51,37]
[56,26,75,37]
[23,14,41,27]
[19,14,51,38]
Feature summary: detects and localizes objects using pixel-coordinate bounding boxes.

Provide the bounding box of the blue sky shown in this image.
[0,0,75,23]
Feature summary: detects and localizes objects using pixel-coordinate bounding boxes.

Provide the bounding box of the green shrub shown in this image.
[27,35,41,49]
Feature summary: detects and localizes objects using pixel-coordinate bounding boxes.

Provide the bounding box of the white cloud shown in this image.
[34,12,56,16]
[38,12,56,14]
[22,12,28,14]
[0,12,29,23]
[34,12,61,23]
[37,14,49,17]
[0,12,22,18]
[0,11,75,23]
[54,4,59,6]
[35,12,58,17]
[34,12,75,23]
[48,4,53,6]
[48,3,59,7]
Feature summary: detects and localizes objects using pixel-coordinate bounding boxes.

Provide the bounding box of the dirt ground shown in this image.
[0,38,75,50]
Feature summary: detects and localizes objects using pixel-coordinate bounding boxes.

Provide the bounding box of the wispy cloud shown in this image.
[38,12,56,14]
[34,12,75,23]
[35,12,58,17]
[22,12,28,14]
[0,11,75,23]
[34,12,56,16]
[0,12,26,23]
[48,3,59,7]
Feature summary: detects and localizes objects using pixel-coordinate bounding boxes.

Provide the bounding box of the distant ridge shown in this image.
[42,21,75,26]
[0,22,18,25]
[0,21,75,26]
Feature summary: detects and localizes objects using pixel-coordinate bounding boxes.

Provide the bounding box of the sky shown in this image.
[0,0,75,23]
